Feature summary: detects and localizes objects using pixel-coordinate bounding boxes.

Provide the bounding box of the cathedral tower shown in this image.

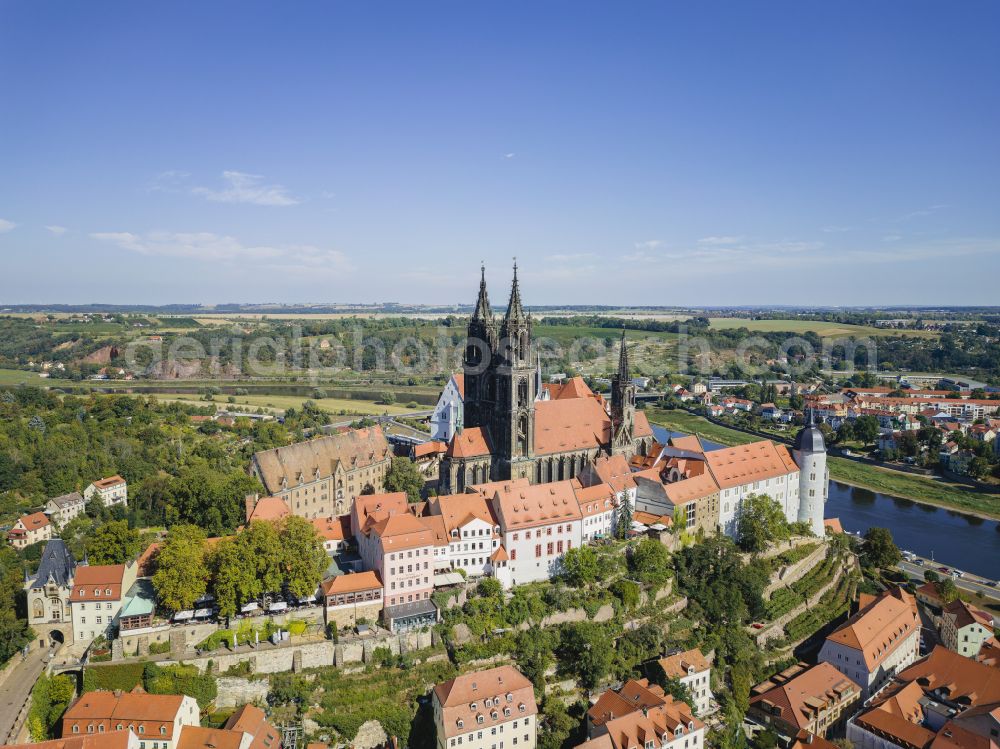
[463,264,498,430]
[610,328,637,456]
[494,262,536,476]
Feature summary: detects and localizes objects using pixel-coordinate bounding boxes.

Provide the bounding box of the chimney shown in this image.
[244,493,258,521]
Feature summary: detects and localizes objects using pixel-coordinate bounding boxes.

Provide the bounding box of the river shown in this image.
[651,426,1000,578]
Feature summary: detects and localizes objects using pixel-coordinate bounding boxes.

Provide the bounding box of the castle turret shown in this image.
[793,416,828,535]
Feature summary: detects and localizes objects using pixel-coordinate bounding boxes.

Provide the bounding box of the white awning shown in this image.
[172,610,194,622]
[649,523,667,531]
[434,572,465,587]
[240,602,259,613]
[268,601,288,613]
[194,608,214,618]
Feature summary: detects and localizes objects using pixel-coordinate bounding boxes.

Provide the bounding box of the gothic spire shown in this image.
[504,259,526,323]
[616,326,630,382]
[472,262,493,321]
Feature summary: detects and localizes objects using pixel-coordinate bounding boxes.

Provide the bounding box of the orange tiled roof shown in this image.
[413,440,447,459]
[369,513,436,552]
[72,564,127,602]
[63,691,187,739]
[312,514,351,542]
[534,396,610,455]
[92,475,126,489]
[433,665,536,739]
[663,473,720,505]
[748,662,860,731]
[18,511,50,531]
[447,427,491,458]
[223,704,282,749]
[452,373,465,399]
[824,588,919,670]
[247,496,291,522]
[322,570,382,596]
[658,649,711,680]
[432,493,500,537]
[703,440,799,490]
[588,678,668,728]
[491,480,582,530]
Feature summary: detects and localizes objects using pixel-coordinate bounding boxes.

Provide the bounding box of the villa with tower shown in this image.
[438,264,655,494]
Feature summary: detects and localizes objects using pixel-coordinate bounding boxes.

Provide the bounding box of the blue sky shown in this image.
[1,1,998,306]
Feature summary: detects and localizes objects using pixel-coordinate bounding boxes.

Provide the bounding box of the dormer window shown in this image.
[504,708,511,717]
[519,704,526,713]
[491,711,498,720]
[105,588,111,595]
[506,693,513,702]
[470,703,477,711]
[477,715,484,725]
[457,719,464,729]
[95,589,101,596]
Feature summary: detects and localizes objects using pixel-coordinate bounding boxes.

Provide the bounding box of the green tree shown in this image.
[383,457,425,502]
[629,538,671,588]
[86,520,141,565]
[279,516,329,599]
[0,548,31,666]
[152,525,208,612]
[476,576,503,599]
[209,537,259,617]
[736,494,789,553]
[561,546,599,587]
[936,577,960,604]
[239,520,284,595]
[558,621,613,690]
[616,498,633,539]
[861,527,901,570]
[854,415,880,446]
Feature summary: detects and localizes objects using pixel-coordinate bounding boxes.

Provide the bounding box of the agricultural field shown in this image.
[0,368,47,385]
[142,392,422,417]
[707,317,938,339]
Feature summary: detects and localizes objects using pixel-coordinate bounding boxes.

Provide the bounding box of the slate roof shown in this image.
[30,538,77,589]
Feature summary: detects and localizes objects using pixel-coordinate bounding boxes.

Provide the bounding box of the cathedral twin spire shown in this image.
[473,261,529,329]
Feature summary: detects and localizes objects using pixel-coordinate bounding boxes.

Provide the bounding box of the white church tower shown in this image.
[793,417,828,536]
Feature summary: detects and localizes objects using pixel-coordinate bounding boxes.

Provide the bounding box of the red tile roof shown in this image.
[322,570,382,596]
[72,564,127,602]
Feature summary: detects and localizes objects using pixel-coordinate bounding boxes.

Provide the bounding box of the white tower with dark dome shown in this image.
[793,417,828,536]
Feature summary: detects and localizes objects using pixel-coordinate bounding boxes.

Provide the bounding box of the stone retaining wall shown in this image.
[764,543,828,599]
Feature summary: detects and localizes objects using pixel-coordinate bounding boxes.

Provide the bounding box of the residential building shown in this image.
[574,696,705,749]
[70,561,139,644]
[748,662,861,740]
[438,266,653,494]
[62,690,199,749]
[312,514,352,555]
[431,373,465,442]
[656,474,720,538]
[1,733,139,749]
[432,665,537,749]
[939,599,995,658]
[426,492,503,578]
[658,649,714,716]
[189,703,282,749]
[25,538,77,647]
[587,679,673,735]
[819,588,920,700]
[118,579,157,634]
[9,511,52,549]
[706,440,804,537]
[489,479,583,587]
[250,427,392,518]
[573,482,617,542]
[321,570,383,630]
[84,475,128,508]
[45,491,86,526]
[244,495,291,524]
[847,646,1000,749]
[356,507,437,631]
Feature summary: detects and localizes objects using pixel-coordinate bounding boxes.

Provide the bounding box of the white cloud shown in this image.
[46,225,68,235]
[633,239,662,251]
[882,234,902,242]
[0,219,17,233]
[697,235,743,246]
[148,170,192,193]
[821,225,851,233]
[504,153,516,159]
[192,171,299,206]
[90,230,351,273]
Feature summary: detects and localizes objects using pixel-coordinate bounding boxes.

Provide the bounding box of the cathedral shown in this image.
[438,265,654,493]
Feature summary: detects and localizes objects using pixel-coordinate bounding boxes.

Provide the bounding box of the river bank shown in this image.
[646,407,1000,522]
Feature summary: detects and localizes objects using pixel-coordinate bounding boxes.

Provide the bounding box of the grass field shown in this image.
[707,318,938,339]
[143,392,421,416]
[646,407,1000,519]
[0,368,50,385]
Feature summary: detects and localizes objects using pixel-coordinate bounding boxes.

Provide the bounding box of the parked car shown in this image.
[938,566,950,574]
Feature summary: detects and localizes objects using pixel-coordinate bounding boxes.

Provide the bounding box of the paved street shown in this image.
[0,647,49,744]
[898,554,1000,602]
